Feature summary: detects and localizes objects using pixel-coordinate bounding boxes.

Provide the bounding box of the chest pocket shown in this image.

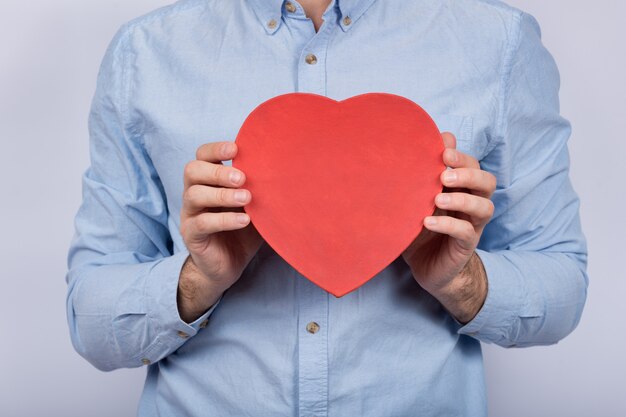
[429,114,477,160]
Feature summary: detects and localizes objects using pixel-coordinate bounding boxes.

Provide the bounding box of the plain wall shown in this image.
[0,1,623,416]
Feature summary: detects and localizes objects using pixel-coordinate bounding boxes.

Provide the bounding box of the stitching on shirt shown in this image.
[117,27,133,138]
[321,11,340,97]
[349,0,379,26]
[123,0,210,34]
[131,335,166,365]
[115,0,213,140]
[489,9,523,156]
[463,116,474,156]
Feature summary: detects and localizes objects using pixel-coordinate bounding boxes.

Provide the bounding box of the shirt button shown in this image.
[177,330,190,339]
[305,53,317,65]
[342,15,352,26]
[285,2,296,13]
[141,358,151,365]
[306,321,320,334]
[267,18,278,29]
[199,319,209,329]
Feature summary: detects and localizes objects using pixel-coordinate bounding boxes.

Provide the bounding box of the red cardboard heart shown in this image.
[233,92,445,297]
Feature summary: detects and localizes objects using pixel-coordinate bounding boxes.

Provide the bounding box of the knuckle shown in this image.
[193,214,209,232]
[183,162,193,179]
[218,213,230,231]
[457,152,467,167]
[184,161,200,180]
[486,199,495,217]
[195,144,208,160]
[212,164,225,183]
[457,193,468,211]
[182,188,193,205]
[180,219,190,238]
[487,172,497,191]
[465,168,476,185]
[466,154,478,167]
[462,222,475,241]
[184,185,202,205]
[215,187,227,206]
[441,216,452,229]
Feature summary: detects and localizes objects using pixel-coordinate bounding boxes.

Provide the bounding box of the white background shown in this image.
[0,1,623,416]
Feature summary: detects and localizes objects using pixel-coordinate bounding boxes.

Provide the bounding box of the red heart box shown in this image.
[233,92,444,297]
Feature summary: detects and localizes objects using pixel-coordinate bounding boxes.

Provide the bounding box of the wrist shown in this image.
[432,252,488,324]
[177,255,225,323]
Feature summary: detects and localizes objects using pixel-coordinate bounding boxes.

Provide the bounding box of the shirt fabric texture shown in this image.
[65,0,588,416]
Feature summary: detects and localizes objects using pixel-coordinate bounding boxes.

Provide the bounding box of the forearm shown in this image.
[458,249,588,347]
[177,255,225,323]
[430,252,488,324]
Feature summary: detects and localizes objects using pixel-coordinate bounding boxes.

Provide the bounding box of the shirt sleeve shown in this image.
[457,12,588,347]
[65,24,220,371]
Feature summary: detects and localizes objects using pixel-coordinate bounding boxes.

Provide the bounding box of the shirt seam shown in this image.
[118,26,134,137]
[490,9,524,156]
[122,0,209,36]
[115,0,211,140]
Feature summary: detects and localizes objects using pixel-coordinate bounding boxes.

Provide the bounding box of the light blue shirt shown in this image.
[65,0,588,415]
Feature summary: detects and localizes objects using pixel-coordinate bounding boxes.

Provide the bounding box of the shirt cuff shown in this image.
[144,250,222,345]
[456,249,526,345]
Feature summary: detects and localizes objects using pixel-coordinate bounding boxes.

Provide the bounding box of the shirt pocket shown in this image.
[429,114,476,159]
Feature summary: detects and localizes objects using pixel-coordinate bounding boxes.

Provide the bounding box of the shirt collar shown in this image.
[247,0,378,35]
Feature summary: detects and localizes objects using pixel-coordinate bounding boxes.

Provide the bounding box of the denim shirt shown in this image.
[65,0,588,415]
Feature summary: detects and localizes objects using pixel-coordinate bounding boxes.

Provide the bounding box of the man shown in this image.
[65,0,588,415]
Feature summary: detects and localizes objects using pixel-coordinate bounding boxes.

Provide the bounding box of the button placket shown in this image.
[296,3,337,96]
[289,6,339,412]
[297,274,329,417]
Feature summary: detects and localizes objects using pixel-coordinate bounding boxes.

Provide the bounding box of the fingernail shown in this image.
[443,171,457,184]
[437,194,450,205]
[425,217,437,226]
[234,190,248,203]
[222,143,233,157]
[230,171,242,184]
[237,213,249,224]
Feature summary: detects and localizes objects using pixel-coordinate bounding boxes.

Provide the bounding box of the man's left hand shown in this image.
[402,132,496,324]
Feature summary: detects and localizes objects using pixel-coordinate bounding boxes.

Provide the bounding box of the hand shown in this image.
[401,132,496,323]
[178,141,263,322]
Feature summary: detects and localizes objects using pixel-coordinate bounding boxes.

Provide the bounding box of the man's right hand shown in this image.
[178,141,263,322]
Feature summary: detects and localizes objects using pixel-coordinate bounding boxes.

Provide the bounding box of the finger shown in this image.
[184,160,246,189]
[424,215,476,250]
[441,168,497,198]
[443,148,480,170]
[441,132,456,149]
[195,141,237,163]
[184,212,251,242]
[183,184,251,213]
[435,192,495,226]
